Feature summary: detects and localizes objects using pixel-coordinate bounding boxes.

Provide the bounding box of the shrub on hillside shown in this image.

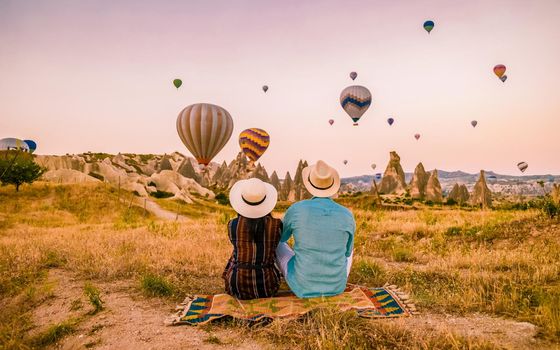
[0,152,45,191]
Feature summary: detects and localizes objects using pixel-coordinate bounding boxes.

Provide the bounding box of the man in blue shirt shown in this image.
[276,160,356,298]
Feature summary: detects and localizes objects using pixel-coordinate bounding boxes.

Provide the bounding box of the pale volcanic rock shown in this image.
[42,169,100,184]
[379,151,407,195]
[425,169,443,203]
[149,170,215,202]
[409,163,429,200]
[447,183,470,205]
[470,170,493,208]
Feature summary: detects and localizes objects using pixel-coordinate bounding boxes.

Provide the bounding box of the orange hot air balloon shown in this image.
[176,103,234,166]
[493,64,506,78]
[239,128,270,162]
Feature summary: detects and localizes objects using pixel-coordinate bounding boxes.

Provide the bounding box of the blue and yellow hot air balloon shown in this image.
[239,128,270,162]
[423,20,435,33]
[340,85,372,126]
[23,140,37,153]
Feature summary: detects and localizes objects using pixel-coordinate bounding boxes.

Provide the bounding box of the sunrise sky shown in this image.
[1,0,559,176]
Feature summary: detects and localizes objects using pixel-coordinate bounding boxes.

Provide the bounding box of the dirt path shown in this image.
[31,269,552,350]
[33,270,264,350]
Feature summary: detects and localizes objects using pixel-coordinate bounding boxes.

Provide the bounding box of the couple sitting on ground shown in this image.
[222,160,356,300]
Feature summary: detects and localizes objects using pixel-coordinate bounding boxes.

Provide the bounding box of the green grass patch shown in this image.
[32,320,77,347]
[84,282,103,314]
[140,273,174,297]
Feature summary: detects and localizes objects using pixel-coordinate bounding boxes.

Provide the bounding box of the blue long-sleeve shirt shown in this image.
[281,197,355,298]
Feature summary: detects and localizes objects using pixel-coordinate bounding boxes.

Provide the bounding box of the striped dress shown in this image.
[222,214,282,300]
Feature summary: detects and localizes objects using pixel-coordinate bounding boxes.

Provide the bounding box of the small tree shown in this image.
[0,152,45,191]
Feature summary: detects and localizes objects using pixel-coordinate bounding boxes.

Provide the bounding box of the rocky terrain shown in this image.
[35,151,557,204]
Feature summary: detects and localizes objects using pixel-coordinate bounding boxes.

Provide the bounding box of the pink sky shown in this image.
[1,0,559,176]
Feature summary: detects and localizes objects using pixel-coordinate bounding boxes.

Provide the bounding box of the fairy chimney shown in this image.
[470,170,493,208]
[425,169,443,203]
[447,183,470,205]
[379,151,407,195]
[409,162,429,200]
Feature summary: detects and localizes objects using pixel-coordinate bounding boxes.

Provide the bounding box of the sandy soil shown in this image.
[31,269,553,350]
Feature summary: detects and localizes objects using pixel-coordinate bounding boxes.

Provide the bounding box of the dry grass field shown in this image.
[1,183,559,349]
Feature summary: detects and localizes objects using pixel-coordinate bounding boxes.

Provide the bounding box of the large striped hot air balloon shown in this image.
[176,103,234,167]
[239,128,270,162]
[340,85,372,126]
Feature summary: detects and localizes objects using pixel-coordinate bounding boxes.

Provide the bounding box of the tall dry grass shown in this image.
[1,183,559,348]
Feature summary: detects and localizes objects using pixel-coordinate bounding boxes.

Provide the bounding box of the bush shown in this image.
[542,198,559,219]
[140,273,174,297]
[215,192,229,205]
[0,152,45,191]
[150,190,174,199]
[84,282,103,314]
[88,172,104,181]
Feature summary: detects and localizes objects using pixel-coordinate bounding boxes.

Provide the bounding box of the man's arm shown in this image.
[280,207,294,242]
[345,213,356,257]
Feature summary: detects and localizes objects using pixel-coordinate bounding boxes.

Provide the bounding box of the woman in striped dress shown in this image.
[222,178,282,299]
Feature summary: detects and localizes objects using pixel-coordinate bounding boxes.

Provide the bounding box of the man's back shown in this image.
[281,197,355,298]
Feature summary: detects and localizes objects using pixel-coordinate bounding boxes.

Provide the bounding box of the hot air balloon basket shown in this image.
[166,284,417,326]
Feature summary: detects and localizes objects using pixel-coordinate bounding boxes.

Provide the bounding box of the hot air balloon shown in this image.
[173,79,182,89]
[23,140,37,153]
[239,128,270,163]
[340,85,372,126]
[487,175,497,183]
[375,173,382,181]
[387,117,394,126]
[262,85,268,93]
[328,119,334,126]
[176,103,234,167]
[414,134,421,140]
[500,75,507,83]
[350,72,357,81]
[0,138,30,152]
[423,20,434,33]
[343,160,348,165]
[371,163,376,170]
[517,162,528,173]
[471,120,478,128]
[493,65,506,78]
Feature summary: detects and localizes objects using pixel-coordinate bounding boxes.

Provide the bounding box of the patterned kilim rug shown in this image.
[167,284,417,326]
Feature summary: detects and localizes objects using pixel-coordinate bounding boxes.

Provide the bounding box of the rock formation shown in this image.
[470,170,492,208]
[158,155,173,172]
[281,172,294,201]
[292,160,311,201]
[269,171,281,192]
[379,151,407,195]
[177,159,200,182]
[447,183,470,205]
[409,162,429,200]
[149,170,215,203]
[425,169,443,203]
[42,169,101,184]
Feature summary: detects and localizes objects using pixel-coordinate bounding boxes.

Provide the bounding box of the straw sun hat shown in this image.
[302,160,341,198]
[229,178,278,218]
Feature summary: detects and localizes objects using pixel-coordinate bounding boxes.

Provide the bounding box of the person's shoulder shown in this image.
[331,201,354,217]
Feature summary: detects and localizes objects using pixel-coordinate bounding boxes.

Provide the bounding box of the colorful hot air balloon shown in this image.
[375,173,382,181]
[176,103,234,167]
[371,163,376,170]
[493,65,506,78]
[0,138,30,152]
[340,85,372,126]
[471,120,478,128]
[500,75,508,83]
[343,160,348,165]
[23,140,37,153]
[239,128,270,163]
[350,72,357,81]
[262,85,268,93]
[173,79,182,89]
[328,119,334,126]
[387,117,394,126]
[517,162,528,173]
[423,20,434,33]
[414,134,421,140]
